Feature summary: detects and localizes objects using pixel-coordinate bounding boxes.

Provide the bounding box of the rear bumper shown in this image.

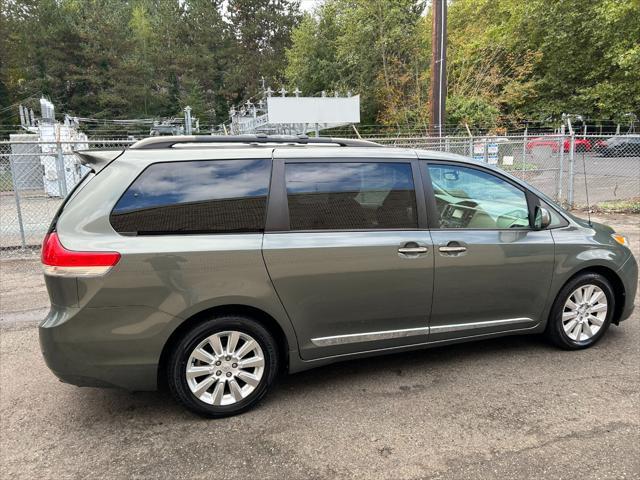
[617,253,638,323]
[39,305,177,390]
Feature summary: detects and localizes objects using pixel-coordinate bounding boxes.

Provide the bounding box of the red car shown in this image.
[526,136,591,153]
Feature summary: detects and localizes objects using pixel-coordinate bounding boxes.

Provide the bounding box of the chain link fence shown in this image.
[1,134,638,259]
[371,133,640,208]
[1,139,134,259]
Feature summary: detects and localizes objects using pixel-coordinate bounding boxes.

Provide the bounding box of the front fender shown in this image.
[541,226,633,327]
[551,225,630,279]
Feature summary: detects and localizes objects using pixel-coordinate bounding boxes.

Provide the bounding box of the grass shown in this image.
[591,198,640,214]
[500,162,539,172]
[0,171,12,192]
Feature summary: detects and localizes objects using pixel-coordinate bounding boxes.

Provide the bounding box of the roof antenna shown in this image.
[582,144,592,227]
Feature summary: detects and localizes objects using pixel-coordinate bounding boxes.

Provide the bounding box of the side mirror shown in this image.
[534,206,551,230]
[443,170,459,181]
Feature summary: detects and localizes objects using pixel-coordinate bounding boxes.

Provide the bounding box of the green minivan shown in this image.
[39,135,637,417]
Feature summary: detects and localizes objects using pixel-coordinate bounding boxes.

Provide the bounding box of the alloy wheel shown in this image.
[185,331,265,406]
[562,284,608,342]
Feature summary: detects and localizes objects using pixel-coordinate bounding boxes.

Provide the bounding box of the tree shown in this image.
[446,0,640,124]
[285,0,427,124]
[3,0,637,133]
[285,0,639,129]
[285,7,341,96]
[1,0,300,130]
[226,0,301,102]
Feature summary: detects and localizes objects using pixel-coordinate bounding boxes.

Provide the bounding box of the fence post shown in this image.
[557,129,565,203]
[55,141,68,198]
[568,132,576,207]
[483,138,488,163]
[8,155,27,250]
[522,128,528,175]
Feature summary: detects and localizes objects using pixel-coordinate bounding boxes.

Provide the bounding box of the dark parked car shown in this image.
[40,135,637,417]
[595,135,640,157]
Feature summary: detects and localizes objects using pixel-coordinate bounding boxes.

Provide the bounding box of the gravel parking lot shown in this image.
[1,214,638,479]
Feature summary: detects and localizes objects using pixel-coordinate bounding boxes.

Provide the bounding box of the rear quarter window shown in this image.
[110,159,271,235]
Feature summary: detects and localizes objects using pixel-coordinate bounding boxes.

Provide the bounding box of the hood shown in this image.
[588,220,615,235]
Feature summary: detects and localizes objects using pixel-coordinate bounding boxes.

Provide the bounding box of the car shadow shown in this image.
[275,333,553,391]
[71,334,543,420]
[71,328,627,423]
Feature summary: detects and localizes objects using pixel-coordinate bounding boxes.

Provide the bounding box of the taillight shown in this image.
[41,232,120,277]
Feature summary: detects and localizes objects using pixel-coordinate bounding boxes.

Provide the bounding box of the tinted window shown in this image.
[111,159,271,234]
[286,162,418,230]
[428,164,529,229]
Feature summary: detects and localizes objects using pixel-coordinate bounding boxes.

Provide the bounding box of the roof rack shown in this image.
[129,134,381,150]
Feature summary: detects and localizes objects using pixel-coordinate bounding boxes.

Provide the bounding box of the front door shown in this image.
[263,158,434,360]
[422,162,555,341]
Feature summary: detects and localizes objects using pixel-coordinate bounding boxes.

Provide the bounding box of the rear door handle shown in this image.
[398,246,429,254]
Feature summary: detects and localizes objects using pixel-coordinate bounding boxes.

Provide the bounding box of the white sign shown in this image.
[502,155,514,166]
[267,95,360,124]
[487,143,499,164]
[473,141,485,162]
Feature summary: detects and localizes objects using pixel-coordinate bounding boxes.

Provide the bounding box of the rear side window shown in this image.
[111,159,271,235]
[285,162,418,230]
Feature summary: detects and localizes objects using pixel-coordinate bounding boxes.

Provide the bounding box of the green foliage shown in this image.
[1,0,301,126]
[447,0,640,123]
[2,0,638,130]
[285,0,427,124]
[226,0,301,101]
[285,9,341,97]
[446,95,500,126]
[286,0,640,128]
[593,198,640,214]
[501,162,539,172]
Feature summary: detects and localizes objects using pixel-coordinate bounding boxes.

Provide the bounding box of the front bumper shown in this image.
[617,253,638,323]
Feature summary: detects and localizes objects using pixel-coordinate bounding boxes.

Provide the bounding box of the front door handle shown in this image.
[438,246,467,254]
[438,241,468,256]
[398,246,429,254]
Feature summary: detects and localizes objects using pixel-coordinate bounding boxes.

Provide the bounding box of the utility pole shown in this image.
[429,0,447,137]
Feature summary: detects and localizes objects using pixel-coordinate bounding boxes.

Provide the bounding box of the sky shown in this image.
[217,0,321,15]
[300,0,322,13]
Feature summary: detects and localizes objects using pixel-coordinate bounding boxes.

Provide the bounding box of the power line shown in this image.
[0,91,43,114]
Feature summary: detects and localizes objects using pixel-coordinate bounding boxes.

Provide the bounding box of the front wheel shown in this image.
[167,315,279,417]
[545,273,615,349]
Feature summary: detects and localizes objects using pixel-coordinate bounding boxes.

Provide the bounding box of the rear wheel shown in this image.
[167,315,279,417]
[545,273,615,349]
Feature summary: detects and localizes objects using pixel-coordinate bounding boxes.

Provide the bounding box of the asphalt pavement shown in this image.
[1,214,638,479]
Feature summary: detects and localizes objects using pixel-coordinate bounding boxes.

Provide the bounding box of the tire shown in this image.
[167,315,279,418]
[545,273,615,350]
